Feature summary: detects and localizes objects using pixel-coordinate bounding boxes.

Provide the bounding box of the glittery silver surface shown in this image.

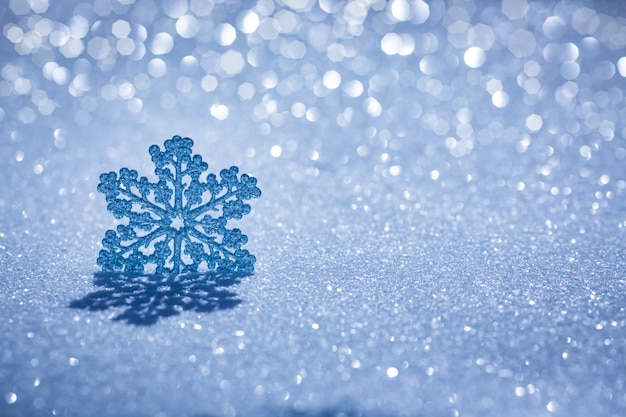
[1,1,626,416]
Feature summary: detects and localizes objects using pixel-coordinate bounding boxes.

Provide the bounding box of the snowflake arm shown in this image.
[97,135,261,274]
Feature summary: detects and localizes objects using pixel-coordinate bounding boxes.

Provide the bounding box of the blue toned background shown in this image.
[1,0,626,416]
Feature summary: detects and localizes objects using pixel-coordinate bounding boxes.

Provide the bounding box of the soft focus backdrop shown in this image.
[1,0,626,416]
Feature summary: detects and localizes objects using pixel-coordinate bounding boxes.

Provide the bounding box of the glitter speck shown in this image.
[201,75,218,92]
[270,145,282,158]
[525,114,543,132]
[389,0,411,21]
[547,401,559,413]
[151,32,174,55]
[111,20,131,39]
[210,104,229,120]
[381,33,415,56]
[344,80,364,97]
[389,165,401,176]
[148,59,167,78]
[363,98,382,117]
[386,367,399,378]
[238,10,260,34]
[322,70,341,90]
[218,50,245,76]
[599,175,610,185]
[491,91,509,108]
[176,15,200,39]
[216,23,237,46]
[617,57,626,77]
[4,392,17,404]
[502,0,528,20]
[464,47,485,69]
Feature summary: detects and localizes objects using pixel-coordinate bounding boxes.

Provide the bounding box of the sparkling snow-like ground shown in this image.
[1,1,626,416]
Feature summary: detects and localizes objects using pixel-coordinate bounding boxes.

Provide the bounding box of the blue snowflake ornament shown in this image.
[97,135,261,274]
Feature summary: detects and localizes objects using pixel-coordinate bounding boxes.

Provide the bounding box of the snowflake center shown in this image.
[170,214,185,231]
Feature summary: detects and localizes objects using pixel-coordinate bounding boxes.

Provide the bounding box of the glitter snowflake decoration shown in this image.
[97,135,261,274]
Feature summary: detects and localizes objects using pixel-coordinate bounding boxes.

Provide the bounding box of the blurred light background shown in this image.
[2,0,626,217]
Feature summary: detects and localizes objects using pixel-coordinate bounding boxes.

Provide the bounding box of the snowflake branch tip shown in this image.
[97,135,261,275]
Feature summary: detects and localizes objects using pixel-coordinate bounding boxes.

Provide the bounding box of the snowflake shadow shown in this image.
[69,272,247,326]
